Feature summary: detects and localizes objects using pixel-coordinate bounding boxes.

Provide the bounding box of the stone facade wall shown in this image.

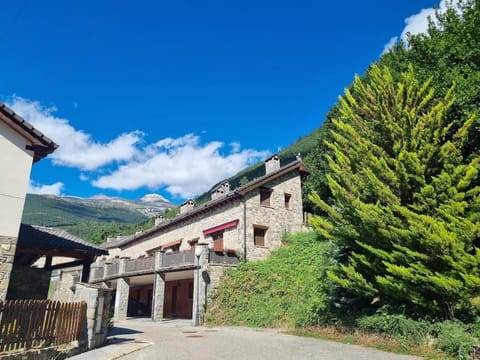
[7,265,51,300]
[0,236,16,300]
[110,199,244,258]
[244,172,304,261]
[108,169,304,263]
[50,268,82,302]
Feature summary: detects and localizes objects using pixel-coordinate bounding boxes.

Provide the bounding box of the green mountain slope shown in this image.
[23,194,149,227]
[22,194,153,243]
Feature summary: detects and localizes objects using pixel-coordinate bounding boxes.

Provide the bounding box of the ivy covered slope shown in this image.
[309,64,480,320]
[206,232,334,328]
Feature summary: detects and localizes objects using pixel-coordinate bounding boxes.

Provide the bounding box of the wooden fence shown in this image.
[0,300,86,353]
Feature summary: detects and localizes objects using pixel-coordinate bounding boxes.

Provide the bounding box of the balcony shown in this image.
[89,249,239,283]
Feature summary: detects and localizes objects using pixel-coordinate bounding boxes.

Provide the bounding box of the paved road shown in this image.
[112,319,421,360]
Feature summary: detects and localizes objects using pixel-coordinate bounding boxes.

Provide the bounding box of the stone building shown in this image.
[0,102,57,300]
[90,154,309,324]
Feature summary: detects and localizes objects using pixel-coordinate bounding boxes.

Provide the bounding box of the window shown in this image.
[284,193,291,209]
[161,239,182,252]
[212,231,224,252]
[253,225,268,247]
[260,187,272,207]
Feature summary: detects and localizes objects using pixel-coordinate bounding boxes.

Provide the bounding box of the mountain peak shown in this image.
[140,193,168,202]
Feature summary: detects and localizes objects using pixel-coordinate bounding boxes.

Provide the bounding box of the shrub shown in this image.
[434,321,477,360]
[356,312,430,347]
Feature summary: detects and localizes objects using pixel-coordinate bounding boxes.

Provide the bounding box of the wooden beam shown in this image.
[44,256,52,269]
[15,247,95,260]
[81,260,93,283]
[46,259,92,271]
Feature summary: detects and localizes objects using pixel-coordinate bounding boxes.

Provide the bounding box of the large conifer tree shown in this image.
[309,64,480,319]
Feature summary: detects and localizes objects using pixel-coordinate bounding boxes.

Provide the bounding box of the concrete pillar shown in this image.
[192,243,209,326]
[113,258,129,321]
[152,251,165,321]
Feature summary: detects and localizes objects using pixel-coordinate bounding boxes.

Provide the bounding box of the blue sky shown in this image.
[1,0,446,203]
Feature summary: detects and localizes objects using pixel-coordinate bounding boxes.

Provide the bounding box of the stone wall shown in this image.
[7,265,51,300]
[109,199,244,259]
[50,268,82,302]
[107,169,304,264]
[244,171,304,261]
[51,272,112,349]
[74,283,112,349]
[0,236,16,300]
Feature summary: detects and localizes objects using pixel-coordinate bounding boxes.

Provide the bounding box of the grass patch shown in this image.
[289,327,452,359]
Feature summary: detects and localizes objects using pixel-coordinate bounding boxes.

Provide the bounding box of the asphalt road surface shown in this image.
[112,319,422,360]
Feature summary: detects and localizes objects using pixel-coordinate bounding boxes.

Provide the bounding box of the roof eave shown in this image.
[0,102,58,161]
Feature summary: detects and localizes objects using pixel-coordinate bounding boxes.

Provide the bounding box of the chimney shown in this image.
[265,154,280,174]
[211,182,230,200]
[155,215,165,226]
[180,199,194,214]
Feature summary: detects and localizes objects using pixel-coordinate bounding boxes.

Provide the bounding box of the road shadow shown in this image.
[109,326,144,336]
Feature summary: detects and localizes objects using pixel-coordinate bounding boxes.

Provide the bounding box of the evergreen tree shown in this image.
[380,0,480,156]
[309,64,480,319]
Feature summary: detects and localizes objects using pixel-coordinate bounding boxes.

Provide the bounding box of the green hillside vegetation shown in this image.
[22,194,151,243]
[206,232,335,328]
[59,218,155,244]
[23,194,149,226]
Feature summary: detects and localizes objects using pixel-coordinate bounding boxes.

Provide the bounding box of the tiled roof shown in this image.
[103,158,308,249]
[18,224,108,256]
[0,102,58,162]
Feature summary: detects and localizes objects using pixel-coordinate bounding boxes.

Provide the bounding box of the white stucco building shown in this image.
[0,102,58,299]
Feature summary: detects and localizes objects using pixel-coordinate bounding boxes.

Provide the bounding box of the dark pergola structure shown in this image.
[14,224,108,283]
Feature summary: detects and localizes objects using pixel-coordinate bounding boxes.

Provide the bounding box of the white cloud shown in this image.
[28,181,64,196]
[383,0,462,54]
[93,134,269,198]
[382,36,398,55]
[8,97,142,171]
[8,96,270,199]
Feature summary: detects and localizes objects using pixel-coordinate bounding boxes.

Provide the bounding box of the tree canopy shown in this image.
[309,64,480,319]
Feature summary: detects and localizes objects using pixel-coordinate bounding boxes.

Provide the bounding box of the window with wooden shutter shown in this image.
[253,225,268,247]
[284,193,291,209]
[260,187,272,207]
[212,231,224,252]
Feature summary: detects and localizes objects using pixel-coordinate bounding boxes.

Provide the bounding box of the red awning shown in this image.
[161,239,182,250]
[203,220,239,236]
